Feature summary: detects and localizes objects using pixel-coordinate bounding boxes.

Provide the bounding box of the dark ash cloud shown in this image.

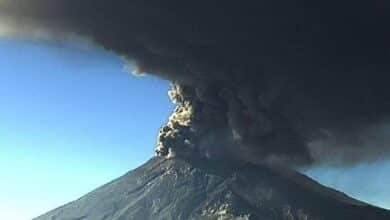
[1,0,389,165]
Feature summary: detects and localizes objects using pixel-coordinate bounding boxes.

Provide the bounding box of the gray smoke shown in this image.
[1,0,389,165]
[156,80,311,164]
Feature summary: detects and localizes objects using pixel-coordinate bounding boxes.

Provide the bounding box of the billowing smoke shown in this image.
[156,80,311,165]
[1,0,389,165]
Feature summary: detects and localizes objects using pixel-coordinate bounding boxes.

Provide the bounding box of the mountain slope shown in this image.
[34,157,390,220]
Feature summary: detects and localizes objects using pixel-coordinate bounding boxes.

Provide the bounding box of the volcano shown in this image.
[34,157,390,220]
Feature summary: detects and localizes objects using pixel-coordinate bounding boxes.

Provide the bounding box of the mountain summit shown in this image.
[34,157,390,220]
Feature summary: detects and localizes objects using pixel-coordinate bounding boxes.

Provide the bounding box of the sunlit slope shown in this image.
[34,157,390,220]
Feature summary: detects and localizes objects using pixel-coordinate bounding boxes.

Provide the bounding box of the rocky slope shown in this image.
[34,157,390,220]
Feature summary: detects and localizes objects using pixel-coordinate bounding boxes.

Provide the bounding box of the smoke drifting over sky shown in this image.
[1,0,389,165]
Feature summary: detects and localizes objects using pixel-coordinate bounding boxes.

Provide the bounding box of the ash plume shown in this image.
[1,0,389,165]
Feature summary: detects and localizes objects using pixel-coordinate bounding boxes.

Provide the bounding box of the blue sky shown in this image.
[0,38,172,220]
[304,161,390,209]
[0,38,389,220]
